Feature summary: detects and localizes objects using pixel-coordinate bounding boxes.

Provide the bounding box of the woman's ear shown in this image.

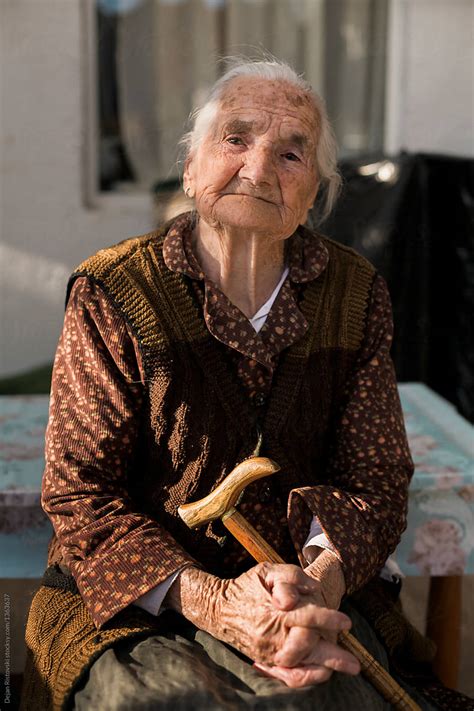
[183,157,195,198]
[301,182,319,224]
[310,181,319,208]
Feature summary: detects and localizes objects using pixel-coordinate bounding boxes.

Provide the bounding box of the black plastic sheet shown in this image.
[317,153,474,422]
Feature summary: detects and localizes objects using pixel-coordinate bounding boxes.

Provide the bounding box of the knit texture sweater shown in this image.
[21,218,467,711]
[39,218,414,632]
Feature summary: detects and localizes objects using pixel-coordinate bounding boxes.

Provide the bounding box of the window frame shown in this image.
[81,0,151,211]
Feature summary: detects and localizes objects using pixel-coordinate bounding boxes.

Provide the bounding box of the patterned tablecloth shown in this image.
[0,396,52,577]
[397,384,474,577]
[1,384,473,578]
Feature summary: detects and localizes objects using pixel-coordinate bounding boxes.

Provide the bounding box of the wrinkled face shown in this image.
[184,77,320,239]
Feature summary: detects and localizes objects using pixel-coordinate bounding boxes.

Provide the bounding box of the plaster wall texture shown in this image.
[386,0,473,157]
[0,1,154,377]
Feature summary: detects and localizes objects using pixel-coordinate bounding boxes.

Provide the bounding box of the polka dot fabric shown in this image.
[163,212,328,398]
[42,278,199,626]
[287,273,414,592]
[42,213,413,626]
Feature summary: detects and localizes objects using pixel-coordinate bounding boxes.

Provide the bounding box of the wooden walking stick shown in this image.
[178,457,422,711]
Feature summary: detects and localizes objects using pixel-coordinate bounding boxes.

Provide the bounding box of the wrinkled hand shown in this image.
[165,563,359,688]
[254,550,350,687]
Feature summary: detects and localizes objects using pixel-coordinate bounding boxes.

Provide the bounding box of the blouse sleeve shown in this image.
[287,274,414,594]
[42,277,198,628]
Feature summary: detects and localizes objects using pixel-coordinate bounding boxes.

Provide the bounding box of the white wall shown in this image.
[0,0,154,377]
[385,0,474,156]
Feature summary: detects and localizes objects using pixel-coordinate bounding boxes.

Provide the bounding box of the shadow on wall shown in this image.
[0,365,53,395]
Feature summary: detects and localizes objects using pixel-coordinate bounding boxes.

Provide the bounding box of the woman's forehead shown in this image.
[219,76,314,109]
[216,113,316,149]
[212,78,319,138]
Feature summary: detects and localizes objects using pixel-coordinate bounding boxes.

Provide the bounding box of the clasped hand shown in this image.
[172,562,361,689]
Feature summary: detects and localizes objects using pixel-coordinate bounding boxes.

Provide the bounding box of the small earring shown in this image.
[185,186,194,198]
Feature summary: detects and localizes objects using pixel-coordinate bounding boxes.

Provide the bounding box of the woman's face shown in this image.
[184,77,320,240]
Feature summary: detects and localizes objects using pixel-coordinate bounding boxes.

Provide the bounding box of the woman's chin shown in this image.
[208,196,288,235]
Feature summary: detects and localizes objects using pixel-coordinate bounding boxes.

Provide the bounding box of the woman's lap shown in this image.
[72,603,436,711]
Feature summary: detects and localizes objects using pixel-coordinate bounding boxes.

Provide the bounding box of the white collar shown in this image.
[249,266,289,334]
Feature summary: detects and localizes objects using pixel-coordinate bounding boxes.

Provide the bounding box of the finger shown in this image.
[283,604,352,632]
[264,564,321,597]
[270,580,300,610]
[274,625,320,667]
[305,638,360,675]
[320,627,338,645]
[253,662,333,688]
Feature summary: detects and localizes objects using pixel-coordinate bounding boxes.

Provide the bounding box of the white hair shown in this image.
[180,57,341,226]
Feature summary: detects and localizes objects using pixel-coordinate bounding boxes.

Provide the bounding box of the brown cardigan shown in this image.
[42,219,413,629]
[23,219,467,711]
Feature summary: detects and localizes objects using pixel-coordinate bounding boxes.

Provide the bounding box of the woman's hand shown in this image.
[164,563,360,687]
[254,550,350,687]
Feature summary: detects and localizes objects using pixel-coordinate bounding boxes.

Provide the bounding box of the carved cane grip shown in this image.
[178,457,280,529]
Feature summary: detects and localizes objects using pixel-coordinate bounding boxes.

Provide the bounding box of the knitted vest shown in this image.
[22,223,457,711]
[67,219,376,576]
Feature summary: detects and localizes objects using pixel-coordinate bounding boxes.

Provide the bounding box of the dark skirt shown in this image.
[72,604,436,711]
[21,567,471,711]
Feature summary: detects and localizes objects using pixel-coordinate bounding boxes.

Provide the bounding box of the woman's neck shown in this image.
[193,219,286,319]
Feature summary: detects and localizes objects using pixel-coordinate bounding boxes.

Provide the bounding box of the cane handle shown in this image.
[178,457,280,529]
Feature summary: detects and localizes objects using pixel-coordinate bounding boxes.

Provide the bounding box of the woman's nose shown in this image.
[239,145,275,186]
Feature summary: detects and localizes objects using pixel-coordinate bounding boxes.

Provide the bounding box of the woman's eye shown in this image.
[226,136,244,145]
[283,152,300,162]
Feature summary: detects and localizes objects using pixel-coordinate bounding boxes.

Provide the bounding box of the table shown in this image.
[0,395,52,578]
[1,385,473,684]
[397,384,474,687]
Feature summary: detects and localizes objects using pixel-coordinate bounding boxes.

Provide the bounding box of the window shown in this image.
[94,0,388,197]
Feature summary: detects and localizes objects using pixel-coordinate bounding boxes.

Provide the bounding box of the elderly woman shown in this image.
[21,60,445,711]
